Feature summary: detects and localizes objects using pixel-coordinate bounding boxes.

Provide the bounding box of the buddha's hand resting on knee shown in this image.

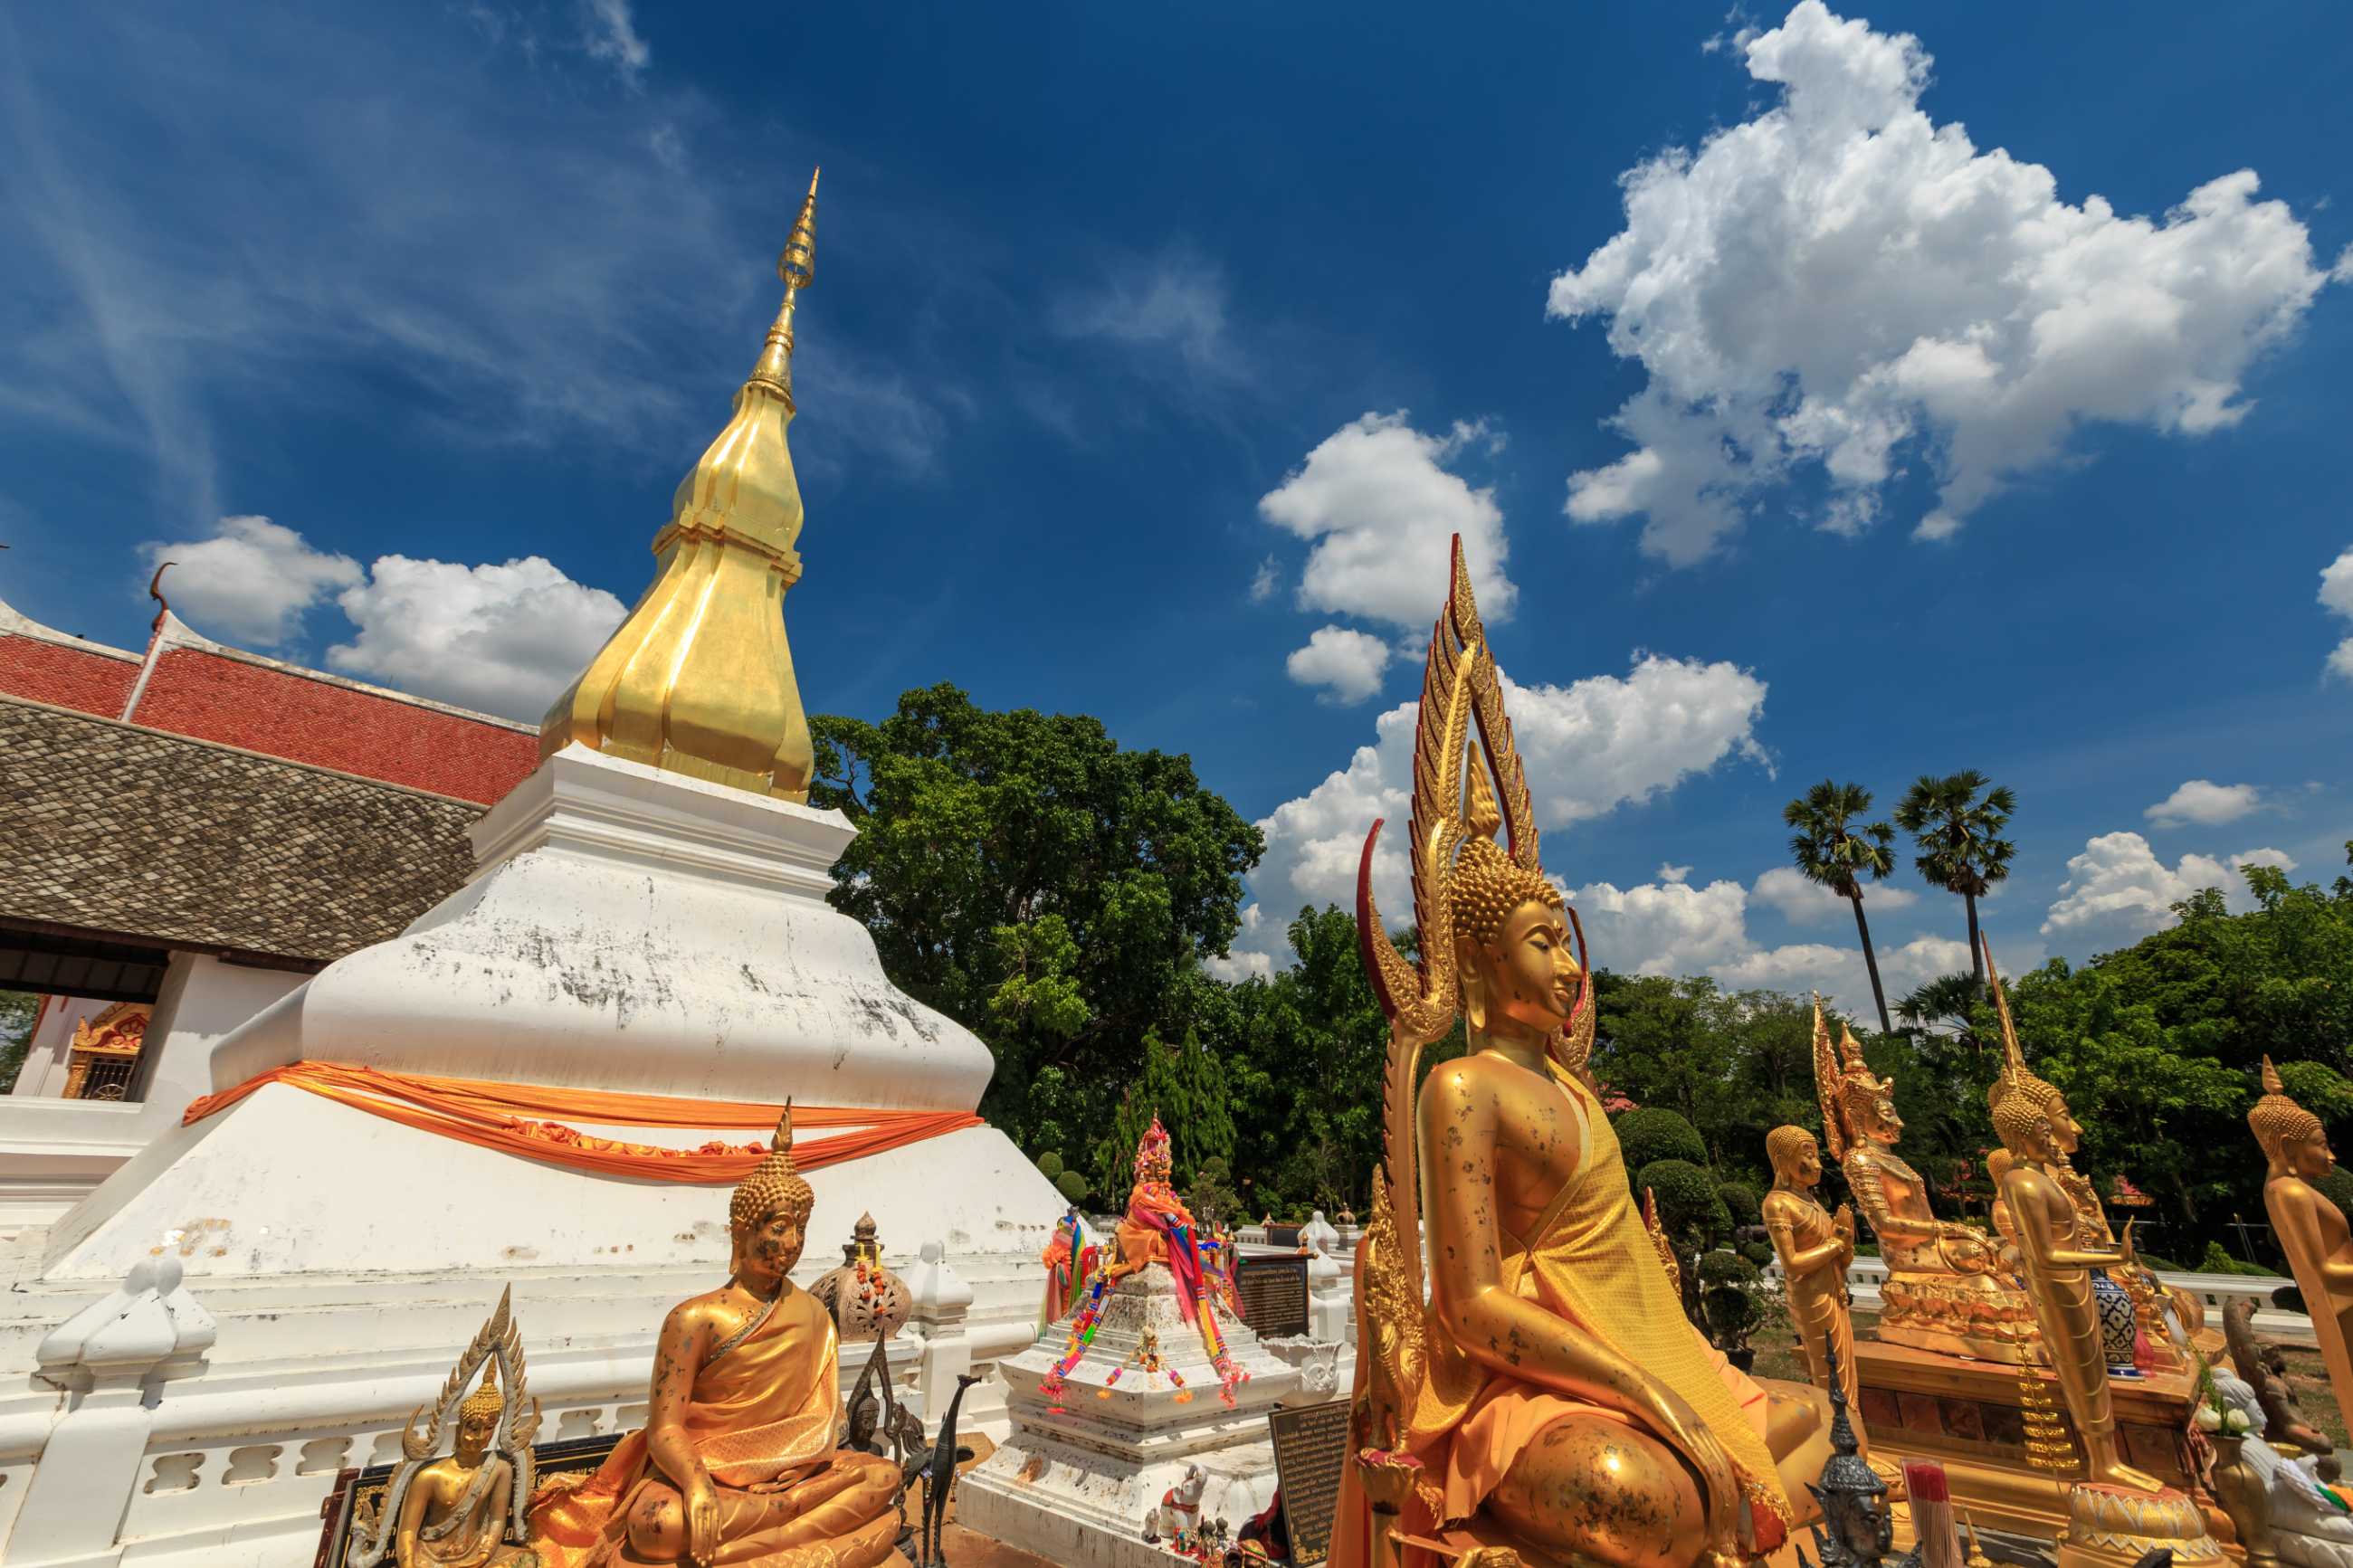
[1638,1383,1743,1565]
[685,1473,722,1568]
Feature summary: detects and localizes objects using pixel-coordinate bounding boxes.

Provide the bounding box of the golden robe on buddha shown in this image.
[530,1288,897,1567]
[1377,1070,1785,1537]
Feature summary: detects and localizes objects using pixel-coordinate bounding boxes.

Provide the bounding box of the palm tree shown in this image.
[1783,780,1898,1034]
[1894,971,1986,1052]
[1892,772,2017,993]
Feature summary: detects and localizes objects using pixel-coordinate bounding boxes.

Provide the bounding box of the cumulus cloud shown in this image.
[1658,862,1692,884]
[1232,652,1769,969]
[2042,831,2295,941]
[1547,0,2343,564]
[1258,413,1511,627]
[329,555,627,720]
[1286,625,1394,705]
[2145,779,2262,827]
[2322,546,2353,680]
[1751,864,1917,923]
[139,515,362,647]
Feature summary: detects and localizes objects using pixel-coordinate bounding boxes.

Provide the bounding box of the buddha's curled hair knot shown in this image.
[731,1103,815,1232]
[460,1358,504,1423]
[2250,1055,2324,1160]
[1449,836,1562,947]
[1766,1125,1816,1175]
[1989,1079,2051,1150]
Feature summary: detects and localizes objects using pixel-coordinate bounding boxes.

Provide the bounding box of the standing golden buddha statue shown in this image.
[1333,538,1832,1568]
[1813,1007,2031,1362]
[2249,1056,2353,1424]
[1763,1113,1862,1451]
[529,1107,902,1567]
[1985,1013,2159,1493]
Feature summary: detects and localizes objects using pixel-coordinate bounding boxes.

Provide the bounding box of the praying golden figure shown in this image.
[529,1107,901,1567]
[2250,1056,2353,1424]
[1334,539,1830,1568]
[1762,1113,1862,1452]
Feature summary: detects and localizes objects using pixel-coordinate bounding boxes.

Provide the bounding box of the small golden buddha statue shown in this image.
[2250,1056,2353,1423]
[1814,1009,2032,1362]
[1990,1059,2160,1492]
[529,1107,900,1567]
[1335,539,1830,1568]
[1764,1120,1862,1449]
[350,1290,544,1568]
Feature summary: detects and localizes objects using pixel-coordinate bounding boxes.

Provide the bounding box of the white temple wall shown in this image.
[138,954,306,1112]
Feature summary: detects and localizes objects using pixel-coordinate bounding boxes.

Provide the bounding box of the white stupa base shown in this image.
[958,1266,1310,1568]
[0,746,1063,1565]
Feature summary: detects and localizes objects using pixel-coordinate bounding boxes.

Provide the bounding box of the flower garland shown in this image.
[1039,1271,1111,1415]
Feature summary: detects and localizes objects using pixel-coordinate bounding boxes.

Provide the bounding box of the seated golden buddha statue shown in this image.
[1763,1120,1862,1453]
[529,1108,901,1568]
[396,1360,541,1567]
[1814,1009,2034,1362]
[1333,540,1831,1568]
[2250,1056,2353,1425]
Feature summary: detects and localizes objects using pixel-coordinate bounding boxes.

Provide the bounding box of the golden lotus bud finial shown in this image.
[539,168,827,802]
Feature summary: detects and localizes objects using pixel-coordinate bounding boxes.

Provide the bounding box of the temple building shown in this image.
[0,593,537,1225]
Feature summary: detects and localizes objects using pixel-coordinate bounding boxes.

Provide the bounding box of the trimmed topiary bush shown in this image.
[1615,1107,1709,1173]
[2319,1167,2353,1218]
[1739,1240,1776,1269]
[2199,1240,2279,1278]
[1638,1158,1733,1246]
[1055,1169,1091,1205]
[1717,1182,1762,1231]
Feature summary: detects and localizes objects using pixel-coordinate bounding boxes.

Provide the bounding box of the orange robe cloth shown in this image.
[1331,1070,1786,1568]
[529,1288,888,1567]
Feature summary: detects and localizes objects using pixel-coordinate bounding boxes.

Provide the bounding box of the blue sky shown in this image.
[3,1,2348,1003]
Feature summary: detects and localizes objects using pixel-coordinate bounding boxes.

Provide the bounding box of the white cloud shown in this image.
[1752,864,1917,923]
[1050,249,1243,381]
[2144,779,2262,827]
[1232,652,1769,969]
[328,554,626,720]
[139,515,362,647]
[1248,556,1280,603]
[1285,625,1393,705]
[1658,862,1692,884]
[583,0,650,86]
[1258,413,1512,628]
[2042,831,2296,941]
[2322,546,2353,681]
[1548,1,2341,564]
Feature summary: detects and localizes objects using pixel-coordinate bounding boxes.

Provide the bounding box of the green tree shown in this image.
[1170,1028,1236,1184]
[0,990,38,1093]
[1783,780,1900,1033]
[1613,1106,1710,1172]
[1893,771,2017,993]
[808,684,1262,1155]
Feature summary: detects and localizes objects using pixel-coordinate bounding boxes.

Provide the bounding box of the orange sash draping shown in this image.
[181,1061,982,1183]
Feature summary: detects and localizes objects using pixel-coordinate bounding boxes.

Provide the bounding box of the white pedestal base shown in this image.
[959,1266,1307,1568]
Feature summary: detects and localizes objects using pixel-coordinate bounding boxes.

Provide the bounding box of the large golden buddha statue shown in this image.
[529,1107,901,1567]
[1334,539,1831,1568]
[2250,1056,2353,1424]
[1813,1007,2033,1363]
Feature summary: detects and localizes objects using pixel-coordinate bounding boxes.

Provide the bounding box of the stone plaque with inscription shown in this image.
[1237,1254,1310,1339]
[1268,1398,1352,1565]
[1266,1222,1304,1249]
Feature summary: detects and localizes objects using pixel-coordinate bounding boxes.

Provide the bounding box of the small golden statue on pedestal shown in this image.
[349,1287,544,1568]
[1814,1006,2033,1362]
[1764,1112,1862,1451]
[1334,538,1832,1568]
[2250,1055,2353,1423]
[528,1107,902,1567]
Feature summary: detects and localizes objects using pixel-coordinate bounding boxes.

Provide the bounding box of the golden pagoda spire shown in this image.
[538,167,824,801]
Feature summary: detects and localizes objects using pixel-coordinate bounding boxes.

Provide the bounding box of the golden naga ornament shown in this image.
[1811,994,2036,1363]
[1337,537,1830,1568]
[349,1286,544,1568]
[539,171,824,802]
[2249,1054,2353,1430]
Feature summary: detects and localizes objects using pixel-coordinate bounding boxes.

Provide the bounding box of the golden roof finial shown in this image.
[539,167,826,801]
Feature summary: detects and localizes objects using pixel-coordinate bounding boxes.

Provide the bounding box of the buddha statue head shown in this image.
[2251,1057,2333,1181]
[455,1358,504,1466]
[1450,832,1580,1039]
[1814,1000,1899,1161]
[1991,1069,2070,1164]
[1768,1125,1824,1190]
[729,1102,815,1289]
